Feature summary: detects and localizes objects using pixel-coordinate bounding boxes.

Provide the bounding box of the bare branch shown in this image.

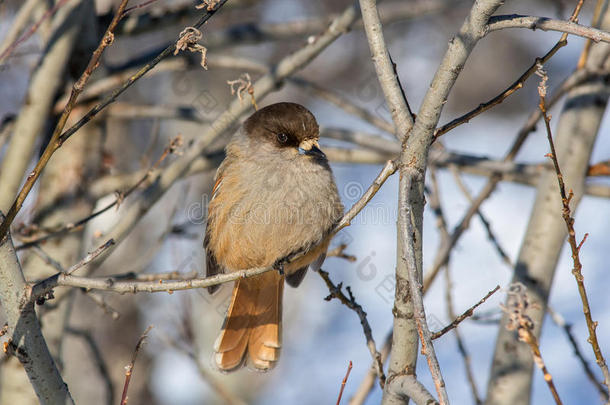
[120,325,153,405]
[431,285,500,340]
[385,2,505,404]
[359,0,414,140]
[538,68,610,393]
[400,168,449,405]
[384,374,440,405]
[319,269,386,387]
[487,15,610,43]
[0,214,73,404]
[336,361,354,405]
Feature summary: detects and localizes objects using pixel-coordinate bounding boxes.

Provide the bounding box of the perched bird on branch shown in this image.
[204,102,344,371]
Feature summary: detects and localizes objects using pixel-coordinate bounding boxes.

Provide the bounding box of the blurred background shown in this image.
[1,0,609,404]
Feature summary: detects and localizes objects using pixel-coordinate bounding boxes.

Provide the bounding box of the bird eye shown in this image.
[276,133,288,143]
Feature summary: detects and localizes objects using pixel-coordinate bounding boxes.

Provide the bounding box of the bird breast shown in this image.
[207,146,343,271]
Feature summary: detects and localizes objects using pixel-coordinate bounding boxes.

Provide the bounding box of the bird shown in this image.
[204,102,344,372]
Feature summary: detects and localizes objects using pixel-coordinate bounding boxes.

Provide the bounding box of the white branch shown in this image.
[0,215,73,405]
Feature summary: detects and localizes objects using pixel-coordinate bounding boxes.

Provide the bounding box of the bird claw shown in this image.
[274,261,285,276]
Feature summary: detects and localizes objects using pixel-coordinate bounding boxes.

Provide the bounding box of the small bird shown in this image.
[204,102,344,372]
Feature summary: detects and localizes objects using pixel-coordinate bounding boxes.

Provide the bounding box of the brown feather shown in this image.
[214,271,283,372]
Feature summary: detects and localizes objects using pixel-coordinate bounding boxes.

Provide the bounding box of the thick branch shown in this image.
[384,2,505,404]
[400,168,449,404]
[384,375,440,405]
[359,0,414,140]
[0,215,73,404]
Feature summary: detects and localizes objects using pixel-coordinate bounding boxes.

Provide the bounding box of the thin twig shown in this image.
[29,239,115,306]
[433,38,567,141]
[120,325,153,405]
[335,160,397,232]
[432,285,500,340]
[123,0,159,15]
[537,65,610,395]
[336,361,354,405]
[68,239,115,275]
[326,244,357,262]
[319,269,386,388]
[30,246,65,273]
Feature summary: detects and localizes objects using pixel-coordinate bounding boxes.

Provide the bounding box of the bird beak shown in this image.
[298,139,326,159]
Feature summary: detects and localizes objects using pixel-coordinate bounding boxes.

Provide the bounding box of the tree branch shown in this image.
[400,168,449,404]
[538,69,610,393]
[0,214,73,404]
[359,0,414,141]
[319,269,386,387]
[384,374,440,405]
[487,15,610,43]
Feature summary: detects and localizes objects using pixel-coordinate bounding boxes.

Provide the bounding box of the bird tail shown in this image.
[213,271,283,372]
